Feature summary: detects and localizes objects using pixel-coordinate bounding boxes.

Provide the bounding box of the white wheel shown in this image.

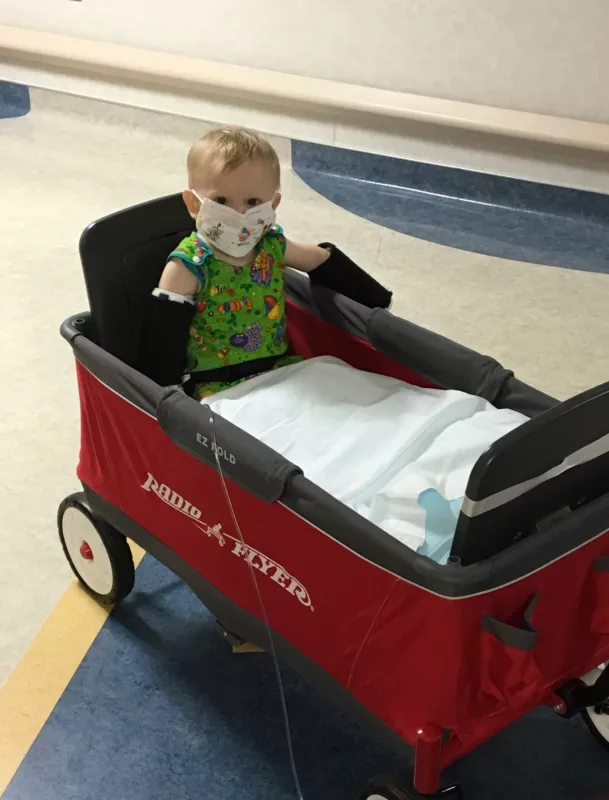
[62,506,114,595]
[358,775,413,799]
[582,664,609,754]
[358,775,463,799]
[58,493,134,604]
[366,796,398,800]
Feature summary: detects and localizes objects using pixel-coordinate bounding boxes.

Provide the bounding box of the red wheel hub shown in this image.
[80,541,94,561]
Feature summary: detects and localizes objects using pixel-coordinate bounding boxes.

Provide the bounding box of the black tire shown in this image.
[582,706,609,754]
[58,492,135,605]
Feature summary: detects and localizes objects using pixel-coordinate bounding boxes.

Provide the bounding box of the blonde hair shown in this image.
[187,127,281,189]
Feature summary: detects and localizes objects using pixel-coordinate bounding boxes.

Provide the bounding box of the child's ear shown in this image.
[183,189,200,220]
[272,192,282,211]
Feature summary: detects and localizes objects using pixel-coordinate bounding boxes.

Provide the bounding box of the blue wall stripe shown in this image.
[292,141,609,275]
[0,82,31,119]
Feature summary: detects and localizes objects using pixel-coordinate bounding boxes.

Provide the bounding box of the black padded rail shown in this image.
[368,309,512,401]
[453,381,609,565]
[287,273,554,419]
[367,309,555,417]
[157,389,302,503]
[494,376,556,419]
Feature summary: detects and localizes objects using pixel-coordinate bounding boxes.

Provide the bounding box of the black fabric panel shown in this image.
[69,330,163,418]
[84,486,415,763]
[283,475,609,597]
[157,389,302,504]
[595,556,609,573]
[367,309,513,403]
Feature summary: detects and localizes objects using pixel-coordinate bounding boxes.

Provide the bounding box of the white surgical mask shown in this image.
[193,192,277,257]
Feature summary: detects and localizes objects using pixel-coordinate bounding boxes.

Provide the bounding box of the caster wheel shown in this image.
[358,775,463,800]
[58,492,135,605]
[582,664,609,755]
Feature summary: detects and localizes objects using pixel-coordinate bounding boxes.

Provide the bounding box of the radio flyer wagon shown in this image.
[58,194,609,798]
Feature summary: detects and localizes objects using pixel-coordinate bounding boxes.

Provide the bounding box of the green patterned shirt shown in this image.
[168,227,289,375]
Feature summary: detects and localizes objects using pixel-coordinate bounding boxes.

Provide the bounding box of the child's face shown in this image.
[184,159,280,218]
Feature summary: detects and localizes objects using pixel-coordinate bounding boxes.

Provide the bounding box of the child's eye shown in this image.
[247,198,261,207]
[215,196,227,205]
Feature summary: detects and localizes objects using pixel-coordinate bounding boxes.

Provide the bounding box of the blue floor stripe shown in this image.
[0,82,30,119]
[4,555,609,799]
[292,141,609,275]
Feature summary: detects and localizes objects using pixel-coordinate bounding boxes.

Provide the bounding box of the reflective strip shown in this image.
[462,431,609,518]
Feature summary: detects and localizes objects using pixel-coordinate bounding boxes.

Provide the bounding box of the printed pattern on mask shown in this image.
[167,227,300,399]
[195,196,277,258]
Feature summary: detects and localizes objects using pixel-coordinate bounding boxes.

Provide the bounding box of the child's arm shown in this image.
[138,259,200,386]
[284,241,330,273]
[285,240,392,310]
[159,258,201,296]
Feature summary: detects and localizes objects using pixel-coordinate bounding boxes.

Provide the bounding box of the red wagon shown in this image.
[58,195,609,799]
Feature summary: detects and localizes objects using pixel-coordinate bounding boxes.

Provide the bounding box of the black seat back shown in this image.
[79,193,194,366]
[451,380,609,565]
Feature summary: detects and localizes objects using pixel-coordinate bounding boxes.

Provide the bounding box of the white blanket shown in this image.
[203,357,527,562]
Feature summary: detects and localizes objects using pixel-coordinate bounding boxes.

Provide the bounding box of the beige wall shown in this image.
[2,0,609,123]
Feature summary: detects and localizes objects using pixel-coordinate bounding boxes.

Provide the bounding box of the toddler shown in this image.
[141,128,392,397]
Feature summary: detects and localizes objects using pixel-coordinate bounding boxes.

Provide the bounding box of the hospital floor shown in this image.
[1,88,609,800]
